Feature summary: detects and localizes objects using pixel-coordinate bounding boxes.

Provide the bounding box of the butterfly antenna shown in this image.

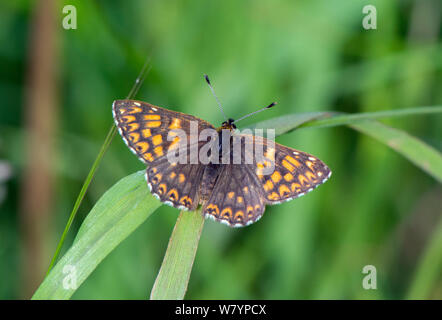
[204,74,227,121]
[126,56,152,99]
[233,102,277,124]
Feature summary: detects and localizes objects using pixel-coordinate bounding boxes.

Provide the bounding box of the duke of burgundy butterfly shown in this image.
[113,75,331,227]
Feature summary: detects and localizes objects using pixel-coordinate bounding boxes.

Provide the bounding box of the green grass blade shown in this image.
[32,170,160,300]
[349,121,442,182]
[149,106,441,300]
[45,58,152,275]
[298,106,442,130]
[251,108,442,181]
[250,106,442,134]
[33,106,440,299]
[150,208,205,300]
[245,112,328,136]
[45,124,117,275]
[407,218,442,299]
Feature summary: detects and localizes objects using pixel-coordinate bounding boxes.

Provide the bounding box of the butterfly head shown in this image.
[220,118,237,131]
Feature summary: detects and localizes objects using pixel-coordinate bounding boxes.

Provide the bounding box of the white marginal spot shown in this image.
[233,223,244,228]
[164,200,173,207]
[152,193,160,200]
[134,102,141,106]
[151,107,158,111]
[307,188,313,193]
[293,151,299,155]
[308,156,316,161]
[178,205,188,211]
[220,219,231,227]
[205,214,217,222]
[297,192,305,198]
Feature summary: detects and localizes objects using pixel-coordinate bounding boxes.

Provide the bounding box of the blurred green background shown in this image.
[1,0,441,299]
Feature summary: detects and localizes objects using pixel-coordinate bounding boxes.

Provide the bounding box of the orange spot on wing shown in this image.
[167,189,179,201]
[286,155,301,167]
[152,134,163,146]
[271,171,282,183]
[143,153,154,162]
[305,170,317,182]
[169,118,181,129]
[143,114,161,120]
[206,204,220,216]
[267,192,280,201]
[122,115,136,123]
[168,136,181,151]
[264,180,274,191]
[306,161,314,170]
[291,183,301,192]
[127,106,143,114]
[145,121,161,128]
[128,132,140,143]
[158,183,167,195]
[135,141,149,153]
[279,184,291,198]
[221,207,233,219]
[234,210,244,222]
[284,173,294,181]
[180,196,192,207]
[154,146,163,157]
[126,122,140,132]
[282,159,294,172]
[298,174,310,186]
[142,129,152,138]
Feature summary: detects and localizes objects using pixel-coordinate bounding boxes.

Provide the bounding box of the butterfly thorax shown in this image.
[218,118,237,131]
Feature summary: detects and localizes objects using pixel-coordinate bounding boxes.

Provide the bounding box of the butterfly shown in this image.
[113,81,331,228]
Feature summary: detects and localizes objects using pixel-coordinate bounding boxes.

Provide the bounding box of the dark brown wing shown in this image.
[113,99,214,211]
[201,163,266,227]
[202,133,331,227]
[250,134,332,205]
[112,99,215,164]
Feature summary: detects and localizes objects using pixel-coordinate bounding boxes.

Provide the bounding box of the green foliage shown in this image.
[32,108,441,299]
[32,171,160,299]
[1,0,441,300]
